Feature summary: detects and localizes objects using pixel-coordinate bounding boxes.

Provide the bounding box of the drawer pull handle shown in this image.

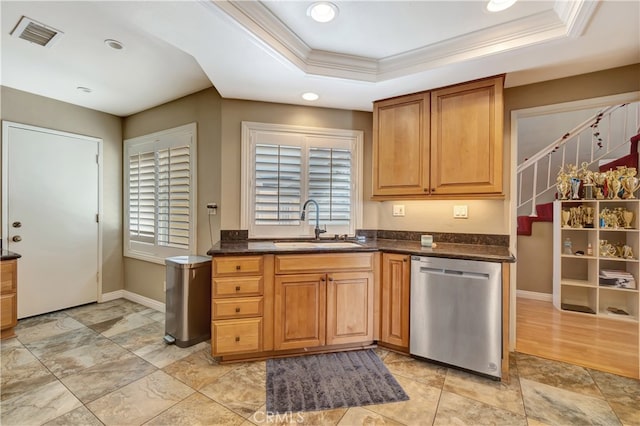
[235,336,240,342]
[235,286,241,291]
[236,265,241,270]
[235,307,241,313]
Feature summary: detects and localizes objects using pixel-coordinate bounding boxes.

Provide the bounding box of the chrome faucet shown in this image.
[301,199,326,240]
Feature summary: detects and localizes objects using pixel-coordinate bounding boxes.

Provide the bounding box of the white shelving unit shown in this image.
[553,199,640,322]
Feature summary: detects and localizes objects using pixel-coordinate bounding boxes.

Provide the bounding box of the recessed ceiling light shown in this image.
[76,86,92,93]
[302,92,319,101]
[104,39,125,50]
[307,2,339,23]
[486,0,518,12]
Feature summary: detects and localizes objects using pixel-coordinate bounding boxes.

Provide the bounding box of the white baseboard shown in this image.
[100,290,165,312]
[100,290,124,302]
[517,289,553,302]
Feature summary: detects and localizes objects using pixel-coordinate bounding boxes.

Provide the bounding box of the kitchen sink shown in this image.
[273,241,361,249]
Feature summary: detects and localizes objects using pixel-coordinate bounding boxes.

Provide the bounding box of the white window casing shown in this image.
[124,123,197,264]
[241,121,363,239]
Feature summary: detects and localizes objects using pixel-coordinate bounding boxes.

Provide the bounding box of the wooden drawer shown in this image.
[1,293,16,330]
[212,317,262,355]
[213,256,263,276]
[213,297,263,319]
[1,261,16,294]
[213,276,263,298]
[275,253,374,274]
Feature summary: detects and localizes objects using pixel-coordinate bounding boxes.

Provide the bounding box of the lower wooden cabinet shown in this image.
[326,271,374,346]
[274,253,375,351]
[0,259,17,340]
[380,253,410,351]
[212,317,263,355]
[274,273,326,350]
[211,255,274,357]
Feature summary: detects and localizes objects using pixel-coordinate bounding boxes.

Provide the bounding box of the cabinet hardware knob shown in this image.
[431,188,436,192]
[236,265,241,270]
[328,276,334,281]
[235,286,241,291]
[235,336,240,342]
[403,258,407,262]
[235,307,240,313]
[321,277,325,282]
[424,188,429,192]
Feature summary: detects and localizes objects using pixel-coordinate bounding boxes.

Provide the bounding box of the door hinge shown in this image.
[96,272,100,283]
[96,214,100,223]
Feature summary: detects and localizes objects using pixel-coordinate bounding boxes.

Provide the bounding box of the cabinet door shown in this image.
[274,274,326,350]
[1,293,17,330]
[326,271,374,345]
[430,76,503,195]
[373,93,430,196]
[380,253,410,350]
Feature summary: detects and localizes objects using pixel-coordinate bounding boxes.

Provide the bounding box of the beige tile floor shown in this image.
[1,298,638,426]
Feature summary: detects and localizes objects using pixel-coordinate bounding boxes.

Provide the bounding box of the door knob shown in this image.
[12,221,21,228]
[12,235,22,242]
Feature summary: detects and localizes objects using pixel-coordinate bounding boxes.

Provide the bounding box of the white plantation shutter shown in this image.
[308,147,351,225]
[242,122,362,239]
[157,146,191,249]
[254,144,302,225]
[128,151,155,243]
[124,123,196,263]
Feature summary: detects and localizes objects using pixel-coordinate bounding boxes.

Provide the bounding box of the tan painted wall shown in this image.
[508,64,640,294]
[0,86,124,294]
[122,87,223,302]
[516,222,553,294]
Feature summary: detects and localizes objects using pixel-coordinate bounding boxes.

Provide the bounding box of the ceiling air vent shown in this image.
[11,16,63,48]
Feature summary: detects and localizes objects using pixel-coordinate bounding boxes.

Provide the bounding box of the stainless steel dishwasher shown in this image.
[410,256,502,379]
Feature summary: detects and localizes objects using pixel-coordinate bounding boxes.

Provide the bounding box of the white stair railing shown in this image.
[517,102,640,217]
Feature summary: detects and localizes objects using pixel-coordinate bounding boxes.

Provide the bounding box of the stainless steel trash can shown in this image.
[164,255,211,348]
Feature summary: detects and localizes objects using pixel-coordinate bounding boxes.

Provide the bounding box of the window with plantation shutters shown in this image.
[124,123,197,264]
[241,122,363,239]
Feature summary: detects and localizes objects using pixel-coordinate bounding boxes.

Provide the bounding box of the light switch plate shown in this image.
[392,204,405,217]
[453,205,468,218]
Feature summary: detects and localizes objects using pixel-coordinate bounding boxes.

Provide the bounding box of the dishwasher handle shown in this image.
[418,267,489,280]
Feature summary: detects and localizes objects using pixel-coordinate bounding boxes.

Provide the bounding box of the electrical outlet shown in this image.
[392,204,405,217]
[453,205,468,219]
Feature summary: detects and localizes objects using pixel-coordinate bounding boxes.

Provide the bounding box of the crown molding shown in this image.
[554,0,599,38]
[203,0,598,83]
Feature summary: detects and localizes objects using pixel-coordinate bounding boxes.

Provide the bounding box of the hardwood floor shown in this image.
[516,297,639,379]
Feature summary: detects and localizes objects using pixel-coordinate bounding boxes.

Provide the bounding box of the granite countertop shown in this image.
[1,250,22,261]
[207,238,515,263]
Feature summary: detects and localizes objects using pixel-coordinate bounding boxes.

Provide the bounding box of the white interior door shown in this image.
[3,122,101,318]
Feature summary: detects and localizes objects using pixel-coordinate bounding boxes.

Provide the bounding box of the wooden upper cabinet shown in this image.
[373,92,430,196]
[430,76,504,195]
[372,75,504,199]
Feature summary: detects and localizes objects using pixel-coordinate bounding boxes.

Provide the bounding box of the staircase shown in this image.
[517,102,640,236]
